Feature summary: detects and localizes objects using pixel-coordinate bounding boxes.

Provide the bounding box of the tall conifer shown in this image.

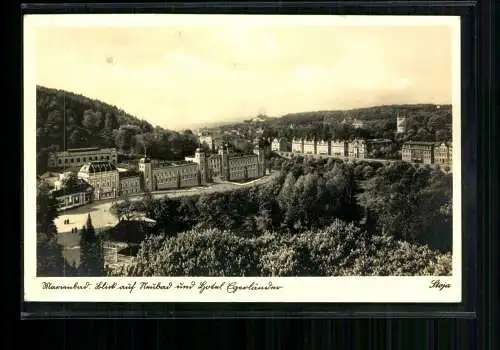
[79,214,104,276]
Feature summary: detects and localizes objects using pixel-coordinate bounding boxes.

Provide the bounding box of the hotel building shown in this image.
[401,141,435,164]
[316,140,330,155]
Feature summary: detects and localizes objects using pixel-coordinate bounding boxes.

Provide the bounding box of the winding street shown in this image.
[54,172,279,251]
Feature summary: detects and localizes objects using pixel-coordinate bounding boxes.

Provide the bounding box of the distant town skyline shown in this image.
[33,15,457,130]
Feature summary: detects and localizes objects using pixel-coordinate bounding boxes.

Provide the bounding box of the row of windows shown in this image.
[121,182,140,188]
[154,167,197,176]
[57,155,114,164]
[230,165,255,172]
[154,170,198,179]
[91,180,117,188]
[404,151,432,155]
[156,175,197,184]
[229,161,257,167]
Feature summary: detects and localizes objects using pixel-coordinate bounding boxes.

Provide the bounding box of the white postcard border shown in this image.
[23,14,462,303]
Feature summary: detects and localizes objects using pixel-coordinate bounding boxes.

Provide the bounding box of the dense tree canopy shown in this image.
[212,104,452,149]
[36,86,199,173]
[110,156,452,257]
[110,220,452,277]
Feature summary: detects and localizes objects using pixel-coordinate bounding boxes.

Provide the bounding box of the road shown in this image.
[55,172,278,247]
[276,151,396,164]
[276,151,445,168]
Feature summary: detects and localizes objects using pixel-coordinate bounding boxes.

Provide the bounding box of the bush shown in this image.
[117,220,452,277]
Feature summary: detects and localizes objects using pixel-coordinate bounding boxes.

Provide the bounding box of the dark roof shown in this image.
[51,181,93,197]
[66,147,101,153]
[119,171,141,179]
[79,161,117,173]
[367,139,392,143]
[107,220,156,244]
[404,141,437,145]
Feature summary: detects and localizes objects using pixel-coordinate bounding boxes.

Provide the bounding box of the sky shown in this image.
[34,16,455,130]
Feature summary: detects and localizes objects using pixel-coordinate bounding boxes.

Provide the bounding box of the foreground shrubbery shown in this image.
[108,220,452,277]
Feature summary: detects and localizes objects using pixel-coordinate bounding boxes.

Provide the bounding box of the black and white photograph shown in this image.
[24,14,461,302]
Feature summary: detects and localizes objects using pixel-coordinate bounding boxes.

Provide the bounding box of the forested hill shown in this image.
[36,86,199,173]
[246,104,453,142]
[278,104,452,124]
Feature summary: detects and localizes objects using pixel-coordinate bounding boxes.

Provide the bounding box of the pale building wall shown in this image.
[48,148,118,168]
[330,141,347,157]
[55,191,92,211]
[119,176,141,196]
[292,139,303,153]
[316,141,330,155]
[227,155,260,180]
[303,140,316,154]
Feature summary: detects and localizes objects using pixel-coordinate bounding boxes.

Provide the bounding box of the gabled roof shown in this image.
[79,161,117,173]
[119,170,141,179]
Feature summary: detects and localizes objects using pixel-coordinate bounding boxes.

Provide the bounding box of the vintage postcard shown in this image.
[24,14,461,302]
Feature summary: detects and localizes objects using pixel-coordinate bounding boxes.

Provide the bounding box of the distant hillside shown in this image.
[36,85,156,150]
[227,104,453,143]
[277,104,452,125]
[36,86,199,174]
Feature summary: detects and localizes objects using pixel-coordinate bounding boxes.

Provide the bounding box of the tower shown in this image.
[195,148,208,185]
[253,145,266,177]
[218,143,230,181]
[397,114,406,133]
[138,150,153,191]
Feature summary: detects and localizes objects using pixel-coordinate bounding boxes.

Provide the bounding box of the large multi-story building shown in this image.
[401,141,435,164]
[52,146,267,209]
[434,142,453,168]
[187,146,265,181]
[119,172,142,196]
[316,140,330,155]
[78,161,121,200]
[303,139,317,154]
[51,179,94,211]
[330,140,348,157]
[215,146,266,181]
[366,139,392,155]
[348,139,367,159]
[48,147,118,169]
[292,138,304,153]
[139,157,204,192]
